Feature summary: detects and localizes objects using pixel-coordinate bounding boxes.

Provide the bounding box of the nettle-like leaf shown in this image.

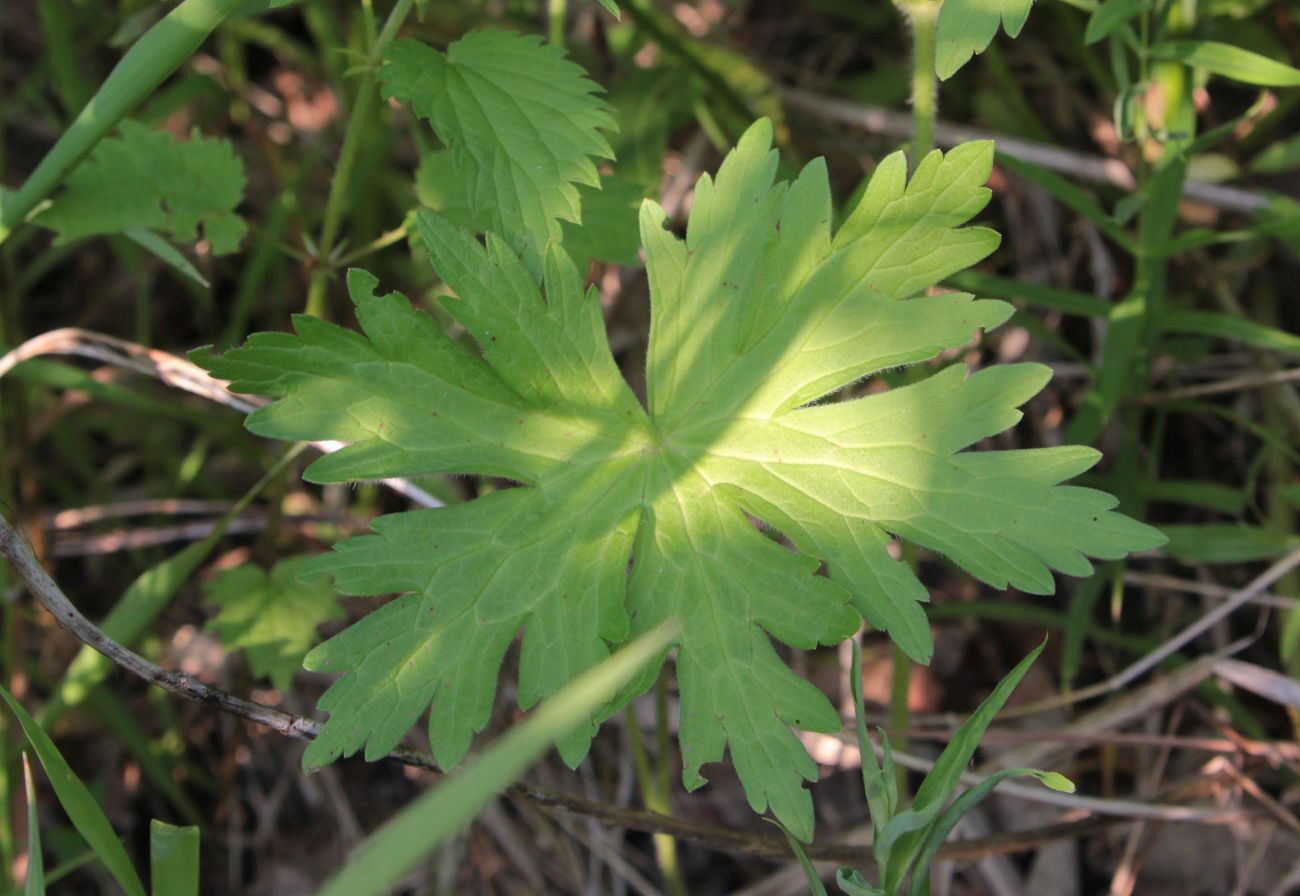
[200,121,1162,839]
[415,149,644,267]
[382,29,615,271]
[37,121,246,254]
[935,0,1034,80]
[204,556,343,691]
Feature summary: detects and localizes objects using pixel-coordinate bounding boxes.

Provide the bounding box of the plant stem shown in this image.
[898,0,940,167]
[887,641,911,795]
[548,0,566,47]
[0,0,258,248]
[304,0,416,318]
[625,675,686,896]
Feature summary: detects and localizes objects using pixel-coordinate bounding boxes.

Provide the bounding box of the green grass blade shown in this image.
[837,867,886,895]
[22,754,45,896]
[1163,524,1300,564]
[1062,571,1107,688]
[0,687,146,896]
[775,824,830,896]
[1150,40,1300,87]
[906,768,1073,896]
[1084,0,1146,45]
[1158,309,1300,358]
[149,821,199,896]
[851,643,892,835]
[881,642,1045,892]
[996,154,1133,250]
[311,620,679,896]
[122,229,210,288]
[946,271,1108,318]
[1137,478,1247,515]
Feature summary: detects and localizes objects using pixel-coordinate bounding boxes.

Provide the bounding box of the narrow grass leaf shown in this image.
[837,867,885,895]
[996,154,1131,249]
[907,767,1072,896]
[1150,40,1300,87]
[1158,309,1300,358]
[1163,524,1300,564]
[23,754,45,896]
[1085,0,1147,45]
[1250,134,1300,174]
[0,686,146,896]
[311,620,678,896]
[776,824,830,896]
[1062,571,1107,688]
[1138,478,1248,514]
[149,821,199,896]
[851,642,893,834]
[882,642,1046,892]
[946,271,1109,317]
[122,228,210,288]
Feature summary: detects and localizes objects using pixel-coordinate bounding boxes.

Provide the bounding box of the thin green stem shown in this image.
[304,0,416,318]
[335,222,408,267]
[624,678,686,896]
[887,641,911,796]
[899,0,940,167]
[653,672,685,896]
[548,0,566,47]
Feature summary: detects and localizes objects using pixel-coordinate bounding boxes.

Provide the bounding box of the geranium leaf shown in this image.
[199,119,1164,840]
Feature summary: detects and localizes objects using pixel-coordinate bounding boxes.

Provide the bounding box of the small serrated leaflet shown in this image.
[37,121,246,254]
[381,29,615,273]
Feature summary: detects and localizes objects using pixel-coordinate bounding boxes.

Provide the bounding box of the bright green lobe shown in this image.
[200,118,1164,841]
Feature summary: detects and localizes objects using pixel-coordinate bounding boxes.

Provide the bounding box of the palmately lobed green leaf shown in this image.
[381,30,616,272]
[200,118,1164,841]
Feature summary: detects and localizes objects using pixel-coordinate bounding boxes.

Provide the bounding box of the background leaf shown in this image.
[381,29,615,272]
[35,121,246,254]
[204,555,343,691]
[936,0,1034,79]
